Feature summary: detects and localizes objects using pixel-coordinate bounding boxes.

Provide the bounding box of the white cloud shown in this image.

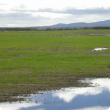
[1,0,110,10]
[0,78,110,110]
[0,102,42,110]
[0,0,110,26]
[53,87,104,103]
[76,106,109,110]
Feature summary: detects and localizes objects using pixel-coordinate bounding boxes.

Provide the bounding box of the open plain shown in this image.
[0,29,110,102]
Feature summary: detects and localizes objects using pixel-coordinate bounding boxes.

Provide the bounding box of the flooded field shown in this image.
[0,30,110,109]
[0,78,110,110]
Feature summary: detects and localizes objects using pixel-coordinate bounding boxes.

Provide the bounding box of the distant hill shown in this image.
[33,20,110,28]
[1,20,110,29]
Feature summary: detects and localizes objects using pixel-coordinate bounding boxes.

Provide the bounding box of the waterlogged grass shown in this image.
[0,30,110,101]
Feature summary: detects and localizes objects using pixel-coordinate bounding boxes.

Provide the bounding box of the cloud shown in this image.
[0,13,51,27]
[0,13,51,20]
[9,7,110,16]
[1,3,110,27]
[0,11,110,27]
[0,9,5,12]
[19,4,26,9]
[0,3,6,5]
[36,7,110,15]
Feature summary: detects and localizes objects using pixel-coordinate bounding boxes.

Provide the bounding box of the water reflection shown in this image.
[0,78,110,110]
[94,48,108,51]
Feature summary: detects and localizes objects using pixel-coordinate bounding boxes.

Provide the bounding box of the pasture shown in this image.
[0,29,110,102]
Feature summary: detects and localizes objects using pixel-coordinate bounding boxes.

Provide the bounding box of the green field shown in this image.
[0,29,110,102]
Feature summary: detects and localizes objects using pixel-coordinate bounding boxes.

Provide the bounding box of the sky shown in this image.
[0,0,110,27]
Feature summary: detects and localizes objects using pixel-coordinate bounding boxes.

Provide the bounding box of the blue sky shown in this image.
[0,0,110,27]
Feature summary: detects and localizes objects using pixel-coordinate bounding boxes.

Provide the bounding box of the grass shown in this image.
[0,29,110,102]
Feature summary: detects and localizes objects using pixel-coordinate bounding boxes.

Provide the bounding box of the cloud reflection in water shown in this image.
[0,78,110,110]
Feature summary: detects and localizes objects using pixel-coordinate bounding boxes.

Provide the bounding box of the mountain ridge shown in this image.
[1,20,110,28]
[33,20,110,28]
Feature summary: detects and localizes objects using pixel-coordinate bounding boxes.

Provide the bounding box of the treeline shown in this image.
[83,26,110,29]
[0,28,31,31]
[0,26,110,31]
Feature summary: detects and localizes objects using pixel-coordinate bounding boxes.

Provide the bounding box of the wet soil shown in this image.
[0,77,90,103]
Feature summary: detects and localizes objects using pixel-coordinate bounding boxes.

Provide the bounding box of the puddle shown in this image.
[0,78,110,110]
[90,34,110,36]
[93,48,108,51]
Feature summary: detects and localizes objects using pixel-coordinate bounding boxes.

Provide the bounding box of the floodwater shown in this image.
[0,78,110,110]
[90,34,110,36]
[94,48,108,51]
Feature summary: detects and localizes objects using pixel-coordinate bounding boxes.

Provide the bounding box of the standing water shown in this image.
[0,78,110,110]
[93,48,108,51]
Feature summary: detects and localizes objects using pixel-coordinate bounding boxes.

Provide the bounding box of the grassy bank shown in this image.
[0,29,110,102]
